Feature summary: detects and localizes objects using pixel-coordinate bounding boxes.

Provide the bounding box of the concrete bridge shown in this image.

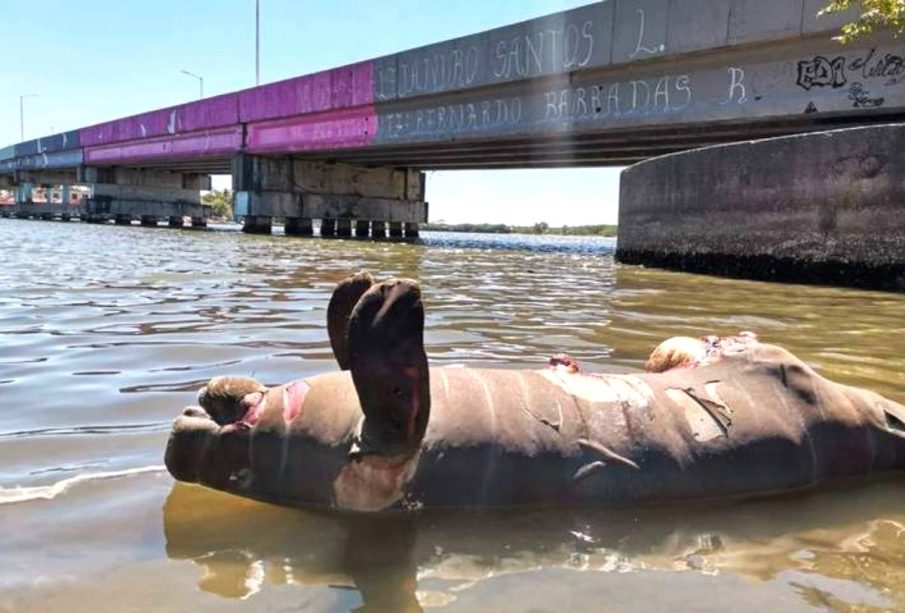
[1,0,900,236]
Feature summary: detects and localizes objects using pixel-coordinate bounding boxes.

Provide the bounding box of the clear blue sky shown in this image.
[1,0,621,225]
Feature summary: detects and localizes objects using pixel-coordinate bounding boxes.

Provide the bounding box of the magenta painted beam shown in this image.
[245,107,376,153]
[81,93,241,148]
[238,61,373,123]
[84,126,243,165]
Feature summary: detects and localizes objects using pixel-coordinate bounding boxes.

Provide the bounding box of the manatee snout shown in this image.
[165,407,219,483]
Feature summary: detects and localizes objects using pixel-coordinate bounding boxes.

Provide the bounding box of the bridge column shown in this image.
[14,182,34,218]
[59,185,72,221]
[371,221,387,238]
[79,167,212,230]
[231,155,427,241]
[285,217,313,236]
[389,222,403,238]
[320,218,336,237]
[243,215,272,234]
[336,218,352,237]
[168,216,184,228]
[37,186,54,220]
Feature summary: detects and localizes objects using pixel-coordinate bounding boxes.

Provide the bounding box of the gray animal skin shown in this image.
[164,278,905,512]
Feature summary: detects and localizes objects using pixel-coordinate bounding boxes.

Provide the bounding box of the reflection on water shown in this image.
[1,219,905,611]
[162,481,905,611]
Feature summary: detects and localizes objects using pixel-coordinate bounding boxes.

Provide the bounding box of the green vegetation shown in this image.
[822,0,905,43]
[202,189,232,220]
[422,221,617,236]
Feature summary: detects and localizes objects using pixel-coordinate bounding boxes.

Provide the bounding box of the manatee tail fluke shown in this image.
[328,271,375,370]
[347,278,431,456]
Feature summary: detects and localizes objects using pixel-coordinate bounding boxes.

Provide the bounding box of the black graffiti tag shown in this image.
[848,83,885,108]
[796,56,847,90]
[849,49,905,86]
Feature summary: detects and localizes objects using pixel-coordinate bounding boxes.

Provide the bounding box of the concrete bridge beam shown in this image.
[80,167,211,190]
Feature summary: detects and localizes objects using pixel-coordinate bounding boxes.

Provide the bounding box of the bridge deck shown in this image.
[3,0,900,172]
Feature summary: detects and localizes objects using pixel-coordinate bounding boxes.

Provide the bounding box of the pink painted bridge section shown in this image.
[81,61,376,165]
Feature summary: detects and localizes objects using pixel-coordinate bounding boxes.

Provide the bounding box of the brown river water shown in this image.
[1,218,904,612]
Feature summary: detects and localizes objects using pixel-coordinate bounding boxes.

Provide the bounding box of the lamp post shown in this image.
[19,94,37,142]
[180,69,204,99]
[255,0,260,85]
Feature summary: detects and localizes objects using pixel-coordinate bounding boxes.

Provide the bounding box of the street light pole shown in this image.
[255,0,260,85]
[180,70,204,99]
[19,94,36,142]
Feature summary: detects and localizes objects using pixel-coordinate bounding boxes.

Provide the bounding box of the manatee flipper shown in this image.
[197,376,266,425]
[348,279,430,456]
[327,271,374,370]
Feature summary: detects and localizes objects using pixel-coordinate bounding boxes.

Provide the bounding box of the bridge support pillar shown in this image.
[190,217,207,229]
[336,218,352,237]
[285,217,313,236]
[371,221,387,238]
[243,215,272,234]
[115,215,132,226]
[231,155,427,241]
[617,125,905,292]
[389,222,403,238]
[168,216,184,228]
[320,218,336,237]
[78,167,211,230]
[404,223,419,238]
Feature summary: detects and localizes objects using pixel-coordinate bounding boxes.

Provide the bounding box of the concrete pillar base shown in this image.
[140,216,160,227]
[243,215,272,234]
[40,213,54,221]
[190,217,207,228]
[389,222,403,238]
[355,220,370,238]
[321,218,336,237]
[115,215,132,226]
[617,124,905,291]
[371,221,387,238]
[404,222,420,238]
[60,214,71,222]
[168,216,184,228]
[86,216,109,224]
[336,218,352,237]
[285,217,313,236]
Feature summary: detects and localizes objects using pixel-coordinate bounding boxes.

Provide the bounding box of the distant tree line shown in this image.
[423,221,617,236]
